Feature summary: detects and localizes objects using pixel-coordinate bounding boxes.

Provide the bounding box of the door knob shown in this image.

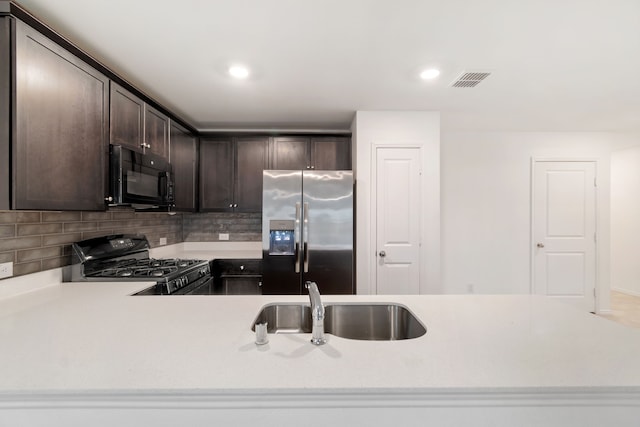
[379,251,386,257]
[536,243,545,248]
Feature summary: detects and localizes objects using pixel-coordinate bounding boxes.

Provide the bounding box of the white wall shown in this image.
[441,131,636,312]
[611,144,640,297]
[351,111,440,295]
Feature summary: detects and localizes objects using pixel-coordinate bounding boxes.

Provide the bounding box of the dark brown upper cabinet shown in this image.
[170,121,198,212]
[144,104,169,158]
[234,137,269,212]
[199,137,268,213]
[269,136,351,170]
[1,18,109,211]
[109,82,143,152]
[269,136,308,170]
[310,137,351,170]
[199,138,233,212]
[110,81,168,158]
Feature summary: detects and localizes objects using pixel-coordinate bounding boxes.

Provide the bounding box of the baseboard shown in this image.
[612,287,640,298]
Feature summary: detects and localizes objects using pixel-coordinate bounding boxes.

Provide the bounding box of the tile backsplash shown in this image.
[0,209,261,279]
[183,212,262,242]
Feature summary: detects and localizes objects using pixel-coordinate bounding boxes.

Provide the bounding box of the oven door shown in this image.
[175,275,214,295]
[110,145,174,206]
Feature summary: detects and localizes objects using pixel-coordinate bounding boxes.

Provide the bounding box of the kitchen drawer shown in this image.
[212,259,261,276]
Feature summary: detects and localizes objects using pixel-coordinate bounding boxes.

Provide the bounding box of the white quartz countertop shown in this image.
[148,241,262,261]
[1,280,640,396]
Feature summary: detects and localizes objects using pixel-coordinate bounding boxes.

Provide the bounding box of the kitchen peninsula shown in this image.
[1,264,639,426]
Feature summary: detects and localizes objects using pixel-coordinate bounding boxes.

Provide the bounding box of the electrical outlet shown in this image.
[159,237,167,245]
[0,262,13,279]
[219,233,229,241]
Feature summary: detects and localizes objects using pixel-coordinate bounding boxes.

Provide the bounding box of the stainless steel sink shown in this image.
[252,303,313,334]
[251,303,426,340]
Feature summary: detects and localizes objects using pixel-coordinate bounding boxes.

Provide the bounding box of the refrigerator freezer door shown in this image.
[262,170,303,294]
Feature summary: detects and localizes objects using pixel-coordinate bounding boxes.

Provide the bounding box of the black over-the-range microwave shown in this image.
[108,145,174,208]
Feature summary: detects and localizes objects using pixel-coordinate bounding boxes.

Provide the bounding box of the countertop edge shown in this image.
[2,386,640,408]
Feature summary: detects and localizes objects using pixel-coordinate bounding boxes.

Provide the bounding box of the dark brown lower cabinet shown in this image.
[212,259,262,295]
[11,20,108,210]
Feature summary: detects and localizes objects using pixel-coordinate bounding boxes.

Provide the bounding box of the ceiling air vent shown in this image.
[451,71,491,88]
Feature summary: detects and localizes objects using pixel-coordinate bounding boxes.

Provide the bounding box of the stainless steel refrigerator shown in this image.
[262,170,354,294]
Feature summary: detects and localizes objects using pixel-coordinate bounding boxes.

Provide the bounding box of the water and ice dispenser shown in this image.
[268,220,295,256]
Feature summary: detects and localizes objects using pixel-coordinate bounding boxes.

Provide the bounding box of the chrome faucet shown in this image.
[306,281,326,345]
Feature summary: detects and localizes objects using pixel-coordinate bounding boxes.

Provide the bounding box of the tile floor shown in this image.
[598,291,640,329]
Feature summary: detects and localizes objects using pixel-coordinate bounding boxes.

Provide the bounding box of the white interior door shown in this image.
[375,147,421,294]
[532,160,596,312]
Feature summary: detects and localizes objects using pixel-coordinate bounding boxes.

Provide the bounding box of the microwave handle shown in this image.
[158,172,168,199]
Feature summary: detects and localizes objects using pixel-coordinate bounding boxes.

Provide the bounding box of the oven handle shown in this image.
[177,275,213,295]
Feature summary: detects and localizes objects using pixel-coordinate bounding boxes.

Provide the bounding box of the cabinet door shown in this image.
[199,138,233,212]
[223,277,262,295]
[270,136,309,170]
[110,82,144,152]
[14,21,108,211]
[311,137,351,170]
[235,137,268,212]
[144,104,169,158]
[0,17,10,209]
[170,121,197,211]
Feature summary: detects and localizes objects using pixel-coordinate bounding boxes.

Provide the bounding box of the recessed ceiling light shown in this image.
[229,65,250,79]
[420,68,440,80]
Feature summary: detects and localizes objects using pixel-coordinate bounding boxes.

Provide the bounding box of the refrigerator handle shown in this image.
[303,202,309,273]
[295,202,301,273]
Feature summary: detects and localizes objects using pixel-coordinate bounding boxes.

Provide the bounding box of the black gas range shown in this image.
[70,234,212,295]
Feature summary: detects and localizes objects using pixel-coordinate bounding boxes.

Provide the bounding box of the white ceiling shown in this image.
[14,0,640,132]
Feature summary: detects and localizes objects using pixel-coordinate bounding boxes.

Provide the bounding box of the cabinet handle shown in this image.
[311,166,315,169]
[229,204,233,208]
[105,196,113,202]
[234,204,238,208]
